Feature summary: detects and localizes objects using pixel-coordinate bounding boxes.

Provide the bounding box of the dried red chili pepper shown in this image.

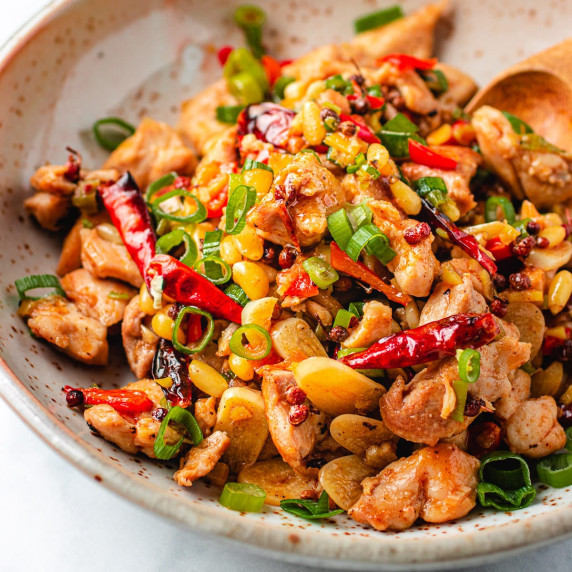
[152,338,193,408]
[146,254,242,323]
[64,385,154,416]
[99,172,157,277]
[378,53,437,72]
[417,198,498,275]
[339,114,380,144]
[468,421,502,457]
[485,237,513,261]
[330,242,410,306]
[237,102,295,149]
[284,270,319,298]
[339,313,499,370]
[408,139,458,170]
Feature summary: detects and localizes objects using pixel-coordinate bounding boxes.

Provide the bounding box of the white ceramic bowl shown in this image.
[1,1,572,569]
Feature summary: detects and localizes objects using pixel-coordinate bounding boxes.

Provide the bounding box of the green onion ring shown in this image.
[172,306,215,355]
[224,284,250,307]
[281,491,344,520]
[229,324,272,360]
[457,348,481,384]
[153,405,203,460]
[332,309,357,329]
[151,189,207,224]
[345,224,395,264]
[485,196,516,225]
[537,454,572,488]
[450,379,469,422]
[327,209,354,250]
[92,117,135,152]
[219,482,266,512]
[215,105,245,125]
[145,172,178,204]
[565,427,572,453]
[302,257,339,290]
[225,184,257,235]
[15,274,66,301]
[295,148,323,164]
[193,256,232,285]
[156,228,198,267]
[242,158,274,173]
[353,5,404,34]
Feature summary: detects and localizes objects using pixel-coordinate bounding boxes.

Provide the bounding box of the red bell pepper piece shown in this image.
[284,270,319,298]
[468,421,502,457]
[417,199,498,275]
[64,386,154,416]
[485,237,513,261]
[330,242,410,306]
[542,327,571,358]
[237,102,295,150]
[378,53,437,72]
[339,114,380,144]
[146,254,242,323]
[261,55,282,86]
[408,139,458,170]
[218,45,233,66]
[339,313,500,370]
[206,185,229,218]
[99,172,157,278]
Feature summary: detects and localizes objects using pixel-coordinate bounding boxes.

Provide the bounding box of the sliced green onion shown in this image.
[225,184,257,235]
[108,291,131,300]
[273,76,295,101]
[280,491,344,520]
[302,257,339,290]
[354,5,404,33]
[229,173,245,193]
[360,163,380,179]
[346,152,367,174]
[194,256,232,285]
[219,482,266,512]
[485,196,516,225]
[324,74,354,96]
[145,172,178,203]
[229,324,272,360]
[378,131,425,158]
[155,217,171,236]
[345,224,395,265]
[202,230,223,281]
[72,187,99,213]
[323,100,342,114]
[234,5,266,59]
[337,347,366,358]
[367,85,382,97]
[450,379,468,422]
[153,405,203,460]
[92,117,135,152]
[156,228,198,267]
[224,284,250,307]
[457,348,481,384]
[421,69,449,95]
[172,306,215,355]
[333,309,357,329]
[383,113,419,134]
[151,189,207,224]
[537,454,572,488]
[216,105,245,124]
[295,148,322,164]
[502,111,534,135]
[82,218,94,229]
[414,176,449,208]
[476,482,536,511]
[242,158,274,173]
[15,274,66,301]
[327,208,354,249]
[565,427,572,453]
[348,302,364,317]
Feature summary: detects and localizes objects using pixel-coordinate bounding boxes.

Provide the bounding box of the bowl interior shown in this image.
[1,0,572,568]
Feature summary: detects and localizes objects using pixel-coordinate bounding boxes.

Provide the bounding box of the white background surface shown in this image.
[1,2,572,571]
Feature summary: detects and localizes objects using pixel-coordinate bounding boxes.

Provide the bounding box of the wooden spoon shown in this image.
[465,38,572,153]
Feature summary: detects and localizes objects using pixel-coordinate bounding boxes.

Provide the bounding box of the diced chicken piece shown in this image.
[370,200,440,297]
[24,192,71,231]
[125,378,166,407]
[61,269,135,327]
[174,431,231,487]
[248,152,347,248]
[30,164,77,195]
[380,360,471,445]
[180,79,239,156]
[261,369,327,476]
[436,63,478,110]
[23,296,108,365]
[494,369,531,421]
[122,295,158,379]
[80,227,143,287]
[194,396,217,437]
[401,146,482,216]
[419,275,488,325]
[472,106,572,207]
[342,301,392,348]
[104,117,197,190]
[349,443,479,531]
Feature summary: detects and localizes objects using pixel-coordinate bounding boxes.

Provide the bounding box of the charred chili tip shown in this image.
[66,389,84,407]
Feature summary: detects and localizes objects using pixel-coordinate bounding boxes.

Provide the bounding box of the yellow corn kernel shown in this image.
[304,80,326,101]
[139,284,159,315]
[388,177,421,215]
[151,307,185,344]
[188,360,229,398]
[442,262,463,286]
[219,235,243,266]
[324,132,367,166]
[302,101,326,146]
[289,109,305,134]
[543,213,563,228]
[452,122,476,146]
[560,385,572,407]
[232,261,270,300]
[426,123,452,146]
[548,270,572,315]
[366,143,389,170]
[284,80,306,102]
[538,225,566,248]
[234,225,264,261]
[243,168,274,199]
[229,353,255,381]
[546,326,569,340]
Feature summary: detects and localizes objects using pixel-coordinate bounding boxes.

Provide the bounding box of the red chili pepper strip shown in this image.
[146,254,242,323]
[330,242,410,306]
[284,270,319,298]
[261,55,282,86]
[378,53,437,72]
[339,114,380,144]
[340,313,499,370]
[64,386,154,416]
[417,198,498,275]
[468,421,502,457]
[99,172,157,278]
[206,185,229,218]
[408,139,458,170]
[485,237,513,261]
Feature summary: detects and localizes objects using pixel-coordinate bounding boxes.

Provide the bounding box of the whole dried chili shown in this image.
[330,242,410,306]
[63,385,154,416]
[339,313,499,369]
[416,198,498,275]
[146,254,243,323]
[99,172,157,277]
[152,338,193,408]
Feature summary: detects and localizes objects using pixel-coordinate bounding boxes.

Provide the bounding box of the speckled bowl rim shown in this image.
[1,1,572,569]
